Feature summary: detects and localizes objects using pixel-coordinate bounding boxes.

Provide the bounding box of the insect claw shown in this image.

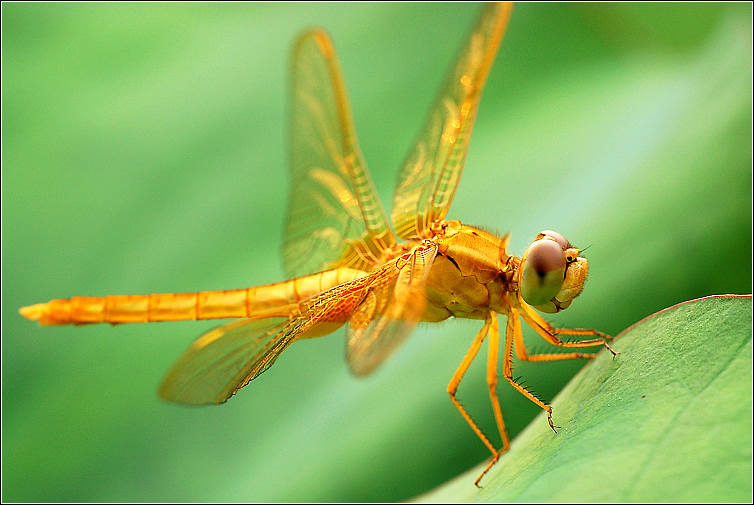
[546,411,560,433]
[604,341,618,358]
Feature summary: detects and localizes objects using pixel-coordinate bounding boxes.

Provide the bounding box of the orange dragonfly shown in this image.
[20,2,614,486]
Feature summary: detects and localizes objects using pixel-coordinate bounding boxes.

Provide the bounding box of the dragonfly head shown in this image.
[518,230,588,314]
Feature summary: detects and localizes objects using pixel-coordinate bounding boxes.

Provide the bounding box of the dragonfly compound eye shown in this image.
[537,230,570,250]
[521,238,566,306]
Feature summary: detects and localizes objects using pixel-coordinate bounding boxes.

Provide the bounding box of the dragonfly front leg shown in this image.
[517,302,617,359]
[502,303,616,436]
[446,313,509,488]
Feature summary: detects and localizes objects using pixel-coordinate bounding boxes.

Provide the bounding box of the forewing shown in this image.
[346,242,438,376]
[159,317,293,405]
[285,29,396,278]
[391,3,513,239]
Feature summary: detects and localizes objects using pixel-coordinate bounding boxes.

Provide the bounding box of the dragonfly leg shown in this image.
[518,302,617,359]
[474,311,511,487]
[447,316,503,487]
[503,307,560,433]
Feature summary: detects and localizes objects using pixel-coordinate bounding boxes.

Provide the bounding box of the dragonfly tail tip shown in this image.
[19,303,45,322]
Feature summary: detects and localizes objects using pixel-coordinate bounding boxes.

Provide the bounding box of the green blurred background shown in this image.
[2,2,751,502]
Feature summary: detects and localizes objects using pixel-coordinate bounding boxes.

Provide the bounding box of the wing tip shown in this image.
[293,27,334,59]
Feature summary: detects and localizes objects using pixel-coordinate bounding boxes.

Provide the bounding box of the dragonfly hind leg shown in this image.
[446,312,511,487]
[479,313,510,486]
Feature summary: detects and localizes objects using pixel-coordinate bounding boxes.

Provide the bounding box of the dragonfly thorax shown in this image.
[420,222,514,321]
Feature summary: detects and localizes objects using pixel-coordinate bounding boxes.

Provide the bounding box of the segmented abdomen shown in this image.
[20,268,367,325]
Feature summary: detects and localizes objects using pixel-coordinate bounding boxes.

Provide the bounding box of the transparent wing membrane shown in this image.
[158,317,292,405]
[285,29,396,278]
[391,3,513,239]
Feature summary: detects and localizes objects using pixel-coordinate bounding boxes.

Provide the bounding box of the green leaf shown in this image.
[416,295,753,502]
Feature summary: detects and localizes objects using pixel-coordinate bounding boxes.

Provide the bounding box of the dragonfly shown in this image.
[20,2,615,486]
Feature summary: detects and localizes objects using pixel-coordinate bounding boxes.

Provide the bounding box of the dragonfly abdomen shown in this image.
[19,291,251,325]
[19,268,368,326]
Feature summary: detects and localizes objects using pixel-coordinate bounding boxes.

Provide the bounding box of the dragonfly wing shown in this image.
[391,3,513,239]
[285,29,396,278]
[346,242,438,376]
[159,267,387,405]
[159,317,295,405]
